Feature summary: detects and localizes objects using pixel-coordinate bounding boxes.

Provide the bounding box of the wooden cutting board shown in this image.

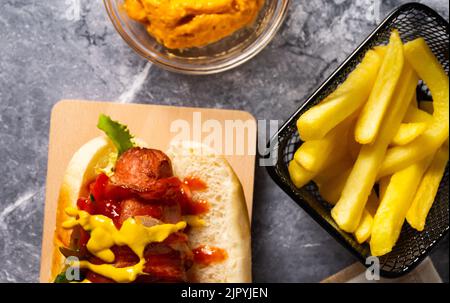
[39,100,257,282]
[322,258,442,283]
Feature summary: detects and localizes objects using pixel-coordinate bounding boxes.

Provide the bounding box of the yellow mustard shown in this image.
[62,207,186,283]
[183,215,206,227]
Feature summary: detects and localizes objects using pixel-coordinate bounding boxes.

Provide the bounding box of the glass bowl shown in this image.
[103,0,290,75]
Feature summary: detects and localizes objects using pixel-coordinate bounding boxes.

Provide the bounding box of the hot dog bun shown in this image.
[168,141,251,283]
[51,137,251,283]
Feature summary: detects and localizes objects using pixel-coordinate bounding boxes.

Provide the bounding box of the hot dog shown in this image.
[51,114,251,283]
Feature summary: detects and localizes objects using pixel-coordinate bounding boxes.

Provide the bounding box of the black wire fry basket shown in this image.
[266,3,449,278]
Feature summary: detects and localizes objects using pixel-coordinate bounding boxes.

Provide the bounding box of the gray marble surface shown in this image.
[0,0,448,283]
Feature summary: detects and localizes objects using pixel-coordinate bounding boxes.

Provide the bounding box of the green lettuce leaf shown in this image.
[54,271,70,283]
[97,114,135,155]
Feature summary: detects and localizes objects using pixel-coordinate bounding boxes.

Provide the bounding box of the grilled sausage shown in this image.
[113,148,173,191]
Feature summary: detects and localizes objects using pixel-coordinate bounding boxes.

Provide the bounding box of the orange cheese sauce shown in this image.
[123,0,265,49]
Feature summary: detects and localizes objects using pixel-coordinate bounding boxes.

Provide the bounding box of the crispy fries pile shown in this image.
[290,30,449,256]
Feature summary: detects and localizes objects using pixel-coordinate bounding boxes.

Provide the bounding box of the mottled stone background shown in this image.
[0,0,448,282]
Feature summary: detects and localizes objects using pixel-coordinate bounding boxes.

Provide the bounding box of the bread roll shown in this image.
[51,137,251,282]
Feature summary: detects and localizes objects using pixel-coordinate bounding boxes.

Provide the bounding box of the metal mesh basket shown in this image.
[266,3,449,278]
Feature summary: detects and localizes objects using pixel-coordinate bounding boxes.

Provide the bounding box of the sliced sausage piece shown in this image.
[85,271,115,283]
[119,198,163,225]
[161,203,182,224]
[143,251,187,282]
[113,148,173,191]
[111,246,140,268]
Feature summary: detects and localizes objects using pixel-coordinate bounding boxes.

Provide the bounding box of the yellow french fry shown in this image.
[354,211,373,244]
[391,105,432,146]
[378,176,391,201]
[295,140,327,172]
[370,154,434,256]
[346,119,362,161]
[419,101,434,114]
[406,145,449,231]
[355,30,404,144]
[295,117,351,172]
[354,191,379,244]
[313,156,354,186]
[391,122,428,146]
[290,143,353,189]
[314,155,354,204]
[297,50,382,141]
[404,105,433,123]
[316,167,352,205]
[373,45,387,57]
[379,38,449,177]
[332,64,418,233]
[289,160,316,188]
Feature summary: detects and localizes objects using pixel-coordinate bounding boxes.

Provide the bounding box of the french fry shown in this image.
[331,64,418,233]
[406,145,449,231]
[370,155,434,256]
[354,211,373,244]
[295,117,351,172]
[354,191,379,244]
[404,105,433,123]
[290,144,353,189]
[419,101,434,114]
[295,140,327,172]
[297,50,382,141]
[379,38,449,177]
[316,167,352,205]
[373,45,387,57]
[391,106,432,146]
[391,122,428,146]
[347,119,362,161]
[288,160,316,188]
[355,30,404,144]
[314,117,361,204]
